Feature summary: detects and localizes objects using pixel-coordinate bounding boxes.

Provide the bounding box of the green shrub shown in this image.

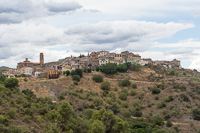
[92,74,103,83]
[101,81,111,91]
[122,110,131,118]
[119,79,131,87]
[74,81,78,85]
[109,103,120,114]
[133,111,142,117]
[130,90,136,96]
[166,120,173,127]
[151,88,161,94]
[193,109,200,120]
[23,115,32,122]
[155,96,159,100]
[72,75,80,82]
[0,115,8,126]
[180,94,190,102]
[164,96,174,102]
[132,84,137,89]
[169,70,176,76]
[7,108,16,119]
[121,88,129,94]
[153,115,164,126]
[119,93,127,101]
[122,102,129,108]
[7,126,22,133]
[84,109,94,120]
[4,78,19,89]
[157,101,166,109]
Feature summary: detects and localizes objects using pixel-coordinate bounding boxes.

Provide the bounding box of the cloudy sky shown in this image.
[0,0,200,70]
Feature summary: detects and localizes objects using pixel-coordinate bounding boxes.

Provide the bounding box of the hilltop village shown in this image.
[2,51,181,78]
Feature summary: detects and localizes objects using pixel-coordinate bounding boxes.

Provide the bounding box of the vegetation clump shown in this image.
[101,81,111,91]
[119,79,131,87]
[92,74,103,83]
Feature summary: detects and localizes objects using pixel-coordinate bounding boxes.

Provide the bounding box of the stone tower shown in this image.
[40,53,44,67]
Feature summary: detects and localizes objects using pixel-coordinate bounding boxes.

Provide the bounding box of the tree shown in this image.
[87,68,92,73]
[101,63,117,74]
[57,101,74,121]
[4,78,19,89]
[117,64,127,72]
[75,69,83,77]
[66,70,70,76]
[0,71,6,83]
[71,70,77,75]
[92,75,103,83]
[89,120,105,133]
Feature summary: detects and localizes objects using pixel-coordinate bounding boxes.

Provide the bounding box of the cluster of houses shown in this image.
[2,51,181,78]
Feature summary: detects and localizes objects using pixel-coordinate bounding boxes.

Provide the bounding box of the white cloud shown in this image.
[64,21,194,52]
[153,38,200,48]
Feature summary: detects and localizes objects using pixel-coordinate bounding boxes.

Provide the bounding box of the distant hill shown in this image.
[0,66,10,71]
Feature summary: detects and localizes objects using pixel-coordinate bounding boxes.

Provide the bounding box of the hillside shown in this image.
[1,66,200,132]
[17,66,200,133]
[0,66,10,71]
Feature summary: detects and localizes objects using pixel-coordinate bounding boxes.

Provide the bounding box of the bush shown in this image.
[121,88,128,94]
[130,64,142,71]
[7,108,16,119]
[119,79,131,87]
[151,88,161,94]
[180,94,190,102]
[133,111,142,117]
[72,75,80,82]
[193,109,200,121]
[4,78,19,89]
[119,93,127,101]
[92,74,103,83]
[84,109,94,120]
[130,90,136,96]
[169,70,176,76]
[155,96,159,100]
[23,115,32,122]
[132,84,137,89]
[100,81,111,91]
[164,96,174,102]
[0,115,9,126]
[157,101,166,109]
[153,115,164,126]
[166,120,173,127]
[74,81,78,85]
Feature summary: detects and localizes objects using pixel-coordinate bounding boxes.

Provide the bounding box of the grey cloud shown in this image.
[0,0,83,24]
[44,1,82,13]
[0,0,32,13]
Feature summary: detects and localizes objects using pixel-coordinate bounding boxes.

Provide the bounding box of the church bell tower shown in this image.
[40,53,44,67]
